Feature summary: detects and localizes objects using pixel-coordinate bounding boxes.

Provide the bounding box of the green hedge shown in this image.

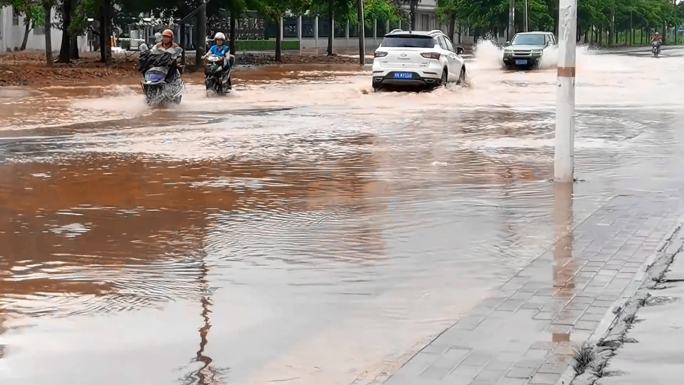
[235,40,300,51]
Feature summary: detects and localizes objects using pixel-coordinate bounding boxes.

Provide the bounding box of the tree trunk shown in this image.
[275,17,282,62]
[99,14,106,62]
[357,0,365,65]
[43,3,53,66]
[583,26,589,44]
[20,20,32,51]
[196,1,207,70]
[70,34,79,59]
[103,0,112,66]
[327,0,334,56]
[230,11,237,54]
[448,14,456,42]
[58,0,73,63]
[180,23,187,66]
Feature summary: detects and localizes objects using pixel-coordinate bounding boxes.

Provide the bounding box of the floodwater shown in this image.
[1,44,684,385]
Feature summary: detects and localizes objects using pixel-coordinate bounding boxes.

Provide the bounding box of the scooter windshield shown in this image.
[145,68,168,83]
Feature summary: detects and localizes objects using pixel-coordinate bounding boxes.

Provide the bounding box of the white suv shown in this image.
[372,30,466,91]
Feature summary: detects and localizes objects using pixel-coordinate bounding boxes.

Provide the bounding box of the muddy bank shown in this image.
[0,51,366,87]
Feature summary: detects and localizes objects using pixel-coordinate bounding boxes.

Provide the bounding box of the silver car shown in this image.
[502,32,557,68]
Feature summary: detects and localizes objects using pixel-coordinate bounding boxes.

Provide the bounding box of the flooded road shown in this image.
[1,46,684,385]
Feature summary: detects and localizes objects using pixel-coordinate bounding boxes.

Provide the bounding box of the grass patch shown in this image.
[235,40,300,52]
[573,343,595,375]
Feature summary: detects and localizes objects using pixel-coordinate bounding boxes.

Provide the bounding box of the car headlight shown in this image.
[531,49,543,55]
[503,49,513,56]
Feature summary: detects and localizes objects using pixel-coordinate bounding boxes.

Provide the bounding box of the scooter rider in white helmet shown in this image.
[204,32,232,70]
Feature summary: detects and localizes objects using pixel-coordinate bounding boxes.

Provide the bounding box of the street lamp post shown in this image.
[555,0,577,182]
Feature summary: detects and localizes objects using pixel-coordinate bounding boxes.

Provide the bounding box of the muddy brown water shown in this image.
[1,48,684,385]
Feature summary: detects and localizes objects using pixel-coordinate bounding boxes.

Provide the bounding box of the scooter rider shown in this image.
[153,29,181,54]
[204,32,233,70]
[651,32,663,45]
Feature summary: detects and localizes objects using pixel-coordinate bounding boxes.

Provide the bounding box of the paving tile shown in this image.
[421,347,471,379]
[506,365,535,379]
[473,369,507,383]
[497,378,529,385]
[497,298,526,312]
[460,352,491,367]
[532,311,553,321]
[529,372,561,385]
[536,361,566,374]
[574,320,600,331]
[580,312,608,322]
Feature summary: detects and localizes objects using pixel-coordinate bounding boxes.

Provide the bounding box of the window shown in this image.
[512,34,545,45]
[444,37,455,52]
[436,36,447,50]
[381,35,435,48]
[422,15,429,30]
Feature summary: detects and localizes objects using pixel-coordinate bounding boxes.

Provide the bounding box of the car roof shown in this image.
[515,31,553,35]
[385,29,444,38]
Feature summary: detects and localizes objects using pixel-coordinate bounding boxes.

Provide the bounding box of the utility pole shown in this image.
[508,0,516,40]
[555,0,577,182]
[357,0,365,65]
[196,0,207,70]
[524,0,529,32]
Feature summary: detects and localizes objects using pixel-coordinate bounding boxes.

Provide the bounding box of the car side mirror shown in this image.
[456,47,464,55]
[505,41,511,46]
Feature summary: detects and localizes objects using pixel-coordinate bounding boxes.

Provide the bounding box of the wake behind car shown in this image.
[372,30,466,91]
[502,32,556,69]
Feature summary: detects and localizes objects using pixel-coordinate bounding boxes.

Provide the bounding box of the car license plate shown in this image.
[393,72,413,80]
[515,59,528,65]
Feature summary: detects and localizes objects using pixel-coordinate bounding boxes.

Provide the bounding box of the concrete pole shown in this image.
[314,16,319,51]
[279,16,284,42]
[524,0,529,32]
[357,0,365,65]
[373,19,377,41]
[385,20,390,35]
[298,16,303,54]
[554,0,577,182]
[508,0,516,40]
[346,20,350,40]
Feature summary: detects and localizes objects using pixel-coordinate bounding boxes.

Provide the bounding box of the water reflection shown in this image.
[552,182,575,345]
[181,258,224,385]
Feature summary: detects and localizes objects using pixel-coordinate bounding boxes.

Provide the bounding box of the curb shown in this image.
[555,219,684,385]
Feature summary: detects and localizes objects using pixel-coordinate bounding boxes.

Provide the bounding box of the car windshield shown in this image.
[381,36,435,48]
[512,34,546,45]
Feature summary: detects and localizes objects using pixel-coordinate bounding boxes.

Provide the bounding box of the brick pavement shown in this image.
[384,191,682,385]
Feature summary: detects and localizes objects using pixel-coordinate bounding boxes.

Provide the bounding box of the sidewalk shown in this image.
[382,189,683,385]
[594,230,684,385]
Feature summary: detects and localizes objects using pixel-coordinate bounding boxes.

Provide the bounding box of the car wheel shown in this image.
[457,67,466,85]
[440,69,448,87]
[372,83,382,92]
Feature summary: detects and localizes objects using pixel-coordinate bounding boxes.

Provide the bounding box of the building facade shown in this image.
[0,6,86,53]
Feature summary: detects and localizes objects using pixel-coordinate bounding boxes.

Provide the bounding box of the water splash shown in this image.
[472,39,504,70]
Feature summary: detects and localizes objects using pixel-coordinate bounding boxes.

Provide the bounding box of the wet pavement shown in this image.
[598,230,684,385]
[1,46,684,385]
